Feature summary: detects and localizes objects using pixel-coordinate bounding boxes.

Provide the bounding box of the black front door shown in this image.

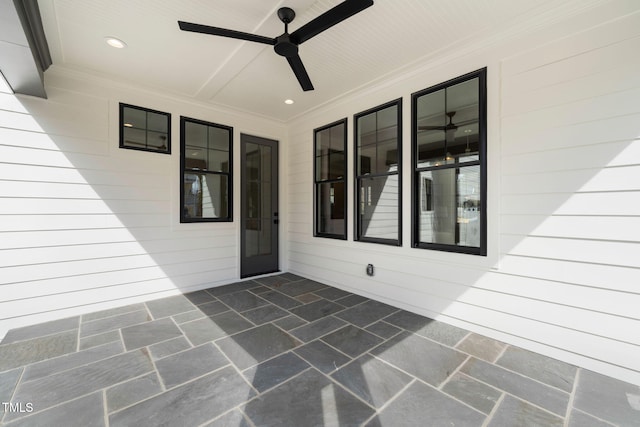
[240,134,279,278]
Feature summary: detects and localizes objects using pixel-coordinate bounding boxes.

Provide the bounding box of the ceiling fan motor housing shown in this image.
[274,34,299,57]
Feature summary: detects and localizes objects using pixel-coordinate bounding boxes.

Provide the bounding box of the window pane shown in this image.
[207,149,230,172]
[185,122,207,148]
[122,107,146,129]
[208,126,230,151]
[417,166,480,248]
[317,181,345,235]
[416,78,480,167]
[122,127,146,148]
[147,130,168,151]
[358,175,399,241]
[147,111,169,133]
[183,173,228,219]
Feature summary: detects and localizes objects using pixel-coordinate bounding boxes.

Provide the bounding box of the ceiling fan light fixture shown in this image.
[105,37,127,49]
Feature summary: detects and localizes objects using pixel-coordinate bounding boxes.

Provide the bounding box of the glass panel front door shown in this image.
[241,134,279,277]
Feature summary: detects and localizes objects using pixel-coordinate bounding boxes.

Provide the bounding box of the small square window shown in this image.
[119,103,171,154]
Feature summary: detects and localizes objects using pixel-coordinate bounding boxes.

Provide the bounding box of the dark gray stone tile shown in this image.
[370,331,467,387]
[0,330,77,371]
[148,336,191,360]
[156,343,229,389]
[218,291,269,312]
[456,333,506,363]
[460,357,569,416]
[145,295,196,319]
[331,354,412,408]
[496,346,576,392]
[253,274,294,287]
[257,290,302,310]
[3,392,104,427]
[573,368,640,427]
[22,340,124,382]
[294,340,351,374]
[206,280,259,297]
[335,294,368,307]
[289,299,345,322]
[295,292,322,304]
[242,352,310,392]
[80,310,150,338]
[79,329,121,350]
[171,309,206,324]
[568,409,617,427]
[289,316,347,342]
[365,321,402,339]
[248,285,271,294]
[109,366,255,427]
[243,369,374,427]
[442,372,502,414]
[183,290,217,306]
[335,300,398,328]
[273,315,307,331]
[278,272,305,282]
[321,325,383,358]
[8,350,153,420]
[198,301,231,317]
[203,409,251,427]
[241,304,288,325]
[0,368,22,418]
[314,287,351,301]
[273,279,328,297]
[121,318,183,351]
[180,311,253,346]
[216,324,301,370]
[366,380,485,427]
[81,303,145,322]
[106,372,163,413]
[384,310,468,346]
[488,395,563,427]
[2,317,79,344]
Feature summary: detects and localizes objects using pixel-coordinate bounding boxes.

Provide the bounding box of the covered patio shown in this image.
[1,273,637,426]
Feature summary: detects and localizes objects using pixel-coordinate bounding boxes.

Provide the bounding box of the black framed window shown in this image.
[354,99,402,245]
[180,117,233,222]
[314,119,347,239]
[412,68,487,255]
[119,103,170,154]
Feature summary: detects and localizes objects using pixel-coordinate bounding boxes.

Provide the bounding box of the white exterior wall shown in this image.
[0,69,287,339]
[286,2,640,385]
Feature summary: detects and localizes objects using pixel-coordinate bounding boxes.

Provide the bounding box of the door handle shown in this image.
[273,219,279,225]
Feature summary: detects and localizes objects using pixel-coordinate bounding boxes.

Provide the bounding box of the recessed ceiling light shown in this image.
[105,37,127,49]
[284,99,294,105]
[123,123,133,127]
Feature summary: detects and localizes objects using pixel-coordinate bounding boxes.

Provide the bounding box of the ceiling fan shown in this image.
[418,111,461,149]
[178,0,374,91]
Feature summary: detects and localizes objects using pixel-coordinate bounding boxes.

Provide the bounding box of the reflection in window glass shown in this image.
[314,119,347,239]
[412,69,486,255]
[120,103,170,154]
[180,117,232,222]
[355,99,402,245]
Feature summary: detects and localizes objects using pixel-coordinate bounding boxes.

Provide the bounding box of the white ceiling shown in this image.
[37,0,589,122]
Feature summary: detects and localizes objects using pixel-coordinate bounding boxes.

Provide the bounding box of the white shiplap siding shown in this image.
[286,2,640,385]
[0,73,285,337]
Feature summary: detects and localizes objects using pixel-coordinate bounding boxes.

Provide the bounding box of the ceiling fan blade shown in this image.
[290,0,374,44]
[418,126,446,131]
[286,54,314,91]
[178,21,276,45]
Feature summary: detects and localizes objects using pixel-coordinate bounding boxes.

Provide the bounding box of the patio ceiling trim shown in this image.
[0,0,52,98]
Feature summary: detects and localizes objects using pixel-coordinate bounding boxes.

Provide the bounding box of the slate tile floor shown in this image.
[1,273,639,426]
